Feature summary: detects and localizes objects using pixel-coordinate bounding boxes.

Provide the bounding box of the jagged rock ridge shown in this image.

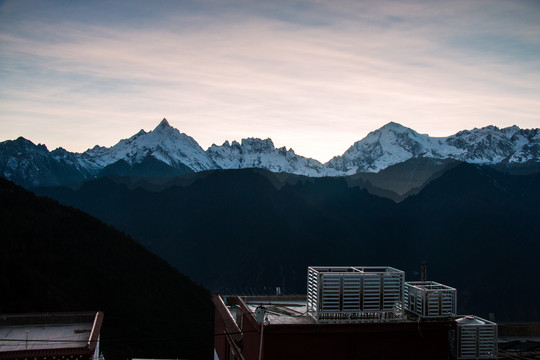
[207,138,338,177]
[1,119,538,188]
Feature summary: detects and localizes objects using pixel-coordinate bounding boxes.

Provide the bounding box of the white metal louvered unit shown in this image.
[452,316,497,359]
[307,267,319,315]
[404,281,456,318]
[306,266,405,322]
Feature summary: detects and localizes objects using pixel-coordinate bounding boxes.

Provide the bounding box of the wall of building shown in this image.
[213,296,262,360]
[262,322,453,360]
[213,296,455,360]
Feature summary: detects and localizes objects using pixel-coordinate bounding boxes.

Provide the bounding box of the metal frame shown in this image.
[404,281,457,318]
[453,315,497,359]
[307,266,405,322]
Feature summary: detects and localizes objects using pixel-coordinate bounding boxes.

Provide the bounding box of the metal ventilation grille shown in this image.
[404,281,456,318]
[307,266,404,322]
[455,316,497,359]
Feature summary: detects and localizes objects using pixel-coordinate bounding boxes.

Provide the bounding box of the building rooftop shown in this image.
[223,295,448,326]
[215,294,458,360]
[0,323,93,352]
[0,312,103,359]
[214,265,499,360]
[243,296,314,325]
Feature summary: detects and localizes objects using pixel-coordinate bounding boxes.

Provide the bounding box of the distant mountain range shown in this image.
[1,119,539,188]
[35,164,540,321]
[3,118,539,322]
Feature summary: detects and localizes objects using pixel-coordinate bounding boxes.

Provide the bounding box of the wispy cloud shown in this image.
[1,0,539,161]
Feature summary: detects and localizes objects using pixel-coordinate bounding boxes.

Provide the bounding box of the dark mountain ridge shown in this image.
[50,157,460,203]
[397,165,540,320]
[34,165,540,321]
[0,178,213,360]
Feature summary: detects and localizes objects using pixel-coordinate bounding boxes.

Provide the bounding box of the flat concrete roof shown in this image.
[244,298,315,325]
[0,312,102,355]
[221,295,470,328]
[0,323,93,352]
[230,295,429,326]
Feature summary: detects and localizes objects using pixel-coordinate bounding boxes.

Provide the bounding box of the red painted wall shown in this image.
[213,296,453,360]
[262,322,452,360]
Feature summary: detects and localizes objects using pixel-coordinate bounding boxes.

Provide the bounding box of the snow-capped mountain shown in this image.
[79,118,217,173]
[0,137,89,187]
[208,138,335,177]
[326,122,459,174]
[446,126,539,164]
[327,122,539,173]
[1,119,539,188]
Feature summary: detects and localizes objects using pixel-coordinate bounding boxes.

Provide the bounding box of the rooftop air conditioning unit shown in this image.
[451,315,497,360]
[404,281,456,318]
[307,266,404,322]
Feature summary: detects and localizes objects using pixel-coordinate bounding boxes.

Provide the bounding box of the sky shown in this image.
[1,0,539,162]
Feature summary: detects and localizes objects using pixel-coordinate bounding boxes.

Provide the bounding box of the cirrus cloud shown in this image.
[1,0,539,161]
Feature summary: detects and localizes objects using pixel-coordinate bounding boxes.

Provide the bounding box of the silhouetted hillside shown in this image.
[346,157,459,200]
[99,155,193,178]
[35,166,540,321]
[0,178,213,360]
[37,170,400,289]
[397,164,540,320]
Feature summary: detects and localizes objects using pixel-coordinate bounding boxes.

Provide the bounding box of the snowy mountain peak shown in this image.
[375,122,422,139]
[325,122,446,173]
[157,118,171,129]
[208,137,330,176]
[152,118,178,136]
[240,138,276,152]
[76,119,216,172]
[1,120,539,188]
[358,122,425,149]
[379,121,411,133]
[445,125,539,164]
[10,137,46,151]
[134,129,147,137]
[326,122,540,173]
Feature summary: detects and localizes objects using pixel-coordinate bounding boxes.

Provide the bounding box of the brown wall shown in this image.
[213,296,454,360]
[262,322,452,360]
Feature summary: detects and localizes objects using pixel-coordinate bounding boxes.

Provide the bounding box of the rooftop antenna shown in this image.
[421,262,427,282]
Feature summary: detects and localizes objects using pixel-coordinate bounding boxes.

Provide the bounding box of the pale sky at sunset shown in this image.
[1,0,539,162]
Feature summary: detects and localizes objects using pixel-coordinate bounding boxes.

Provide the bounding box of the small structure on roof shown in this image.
[0,312,103,360]
[214,294,454,360]
[452,315,498,360]
[213,265,499,360]
[307,266,405,322]
[404,281,457,318]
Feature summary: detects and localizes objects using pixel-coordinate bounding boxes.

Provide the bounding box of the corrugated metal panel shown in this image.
[456,316,497,359]
[404,281,456,318]
[307,266,404,322]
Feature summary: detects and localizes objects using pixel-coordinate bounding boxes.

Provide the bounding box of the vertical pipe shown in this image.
[258,309,265,360]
